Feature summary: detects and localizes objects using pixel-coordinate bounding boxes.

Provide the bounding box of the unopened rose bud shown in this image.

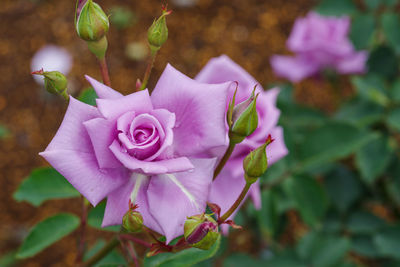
[122,210,143,233]
[184,214,219,250]
[229,87,259,144]
[147,5,171,54]
[243,135,274,184]
[32,69,68,96]
[76,0,109,42]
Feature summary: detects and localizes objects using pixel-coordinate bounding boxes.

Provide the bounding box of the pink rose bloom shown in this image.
[196,55,288,228]
[40,64,231,243]
[270,12,368,82]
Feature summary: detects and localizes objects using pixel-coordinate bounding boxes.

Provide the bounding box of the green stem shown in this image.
[81,237,119,267]
[218,182,251,223]
[213,142,236,180]
[75,197,89,264]
[98,57,111,87]
[60,90,70,102]
[139,50,157,91]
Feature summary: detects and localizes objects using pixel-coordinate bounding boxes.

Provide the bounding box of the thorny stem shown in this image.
[139,50,157,91]
[81,237,119,267]
[218,182,251,223]
[75,197,89,264]
[127,241,140,267]
[98,57,111,87]
[213,141,236,180]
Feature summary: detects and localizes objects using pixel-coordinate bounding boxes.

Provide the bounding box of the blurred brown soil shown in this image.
[0,0,352,265]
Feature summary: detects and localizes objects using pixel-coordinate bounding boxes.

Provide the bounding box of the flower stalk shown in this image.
[139,50,157,91]
[213,141,236,180]
[218,182,251,224]
[98,57,111,87]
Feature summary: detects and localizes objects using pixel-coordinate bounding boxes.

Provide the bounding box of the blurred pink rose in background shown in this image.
[270,12,368,82]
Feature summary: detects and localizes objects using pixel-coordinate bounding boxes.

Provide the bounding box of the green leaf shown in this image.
[13,167,80,206]
[84,240,126,267]
[16,213,80,259]
[335,97,384,127]
[386,107,400,131]
[222,254,264,267]
[355,135,394,184]
[347,211,386,234]
[257,189,279,237]
[78,87,98,106]
[351,235,380,258]
[389,79,400,102]
[144,235,221,267]
[278,102,326,129]
[324,166,363,213]
[298,122,376,171]
[297,232,351,267]
[87,202,120,232]
[367,45,399,80]
[381,13,400,55]
[284,175,328,226]
[315,0,357,16]
[385,158,400,206]
[350,13,375,50]
[373,225,400,259]
[352,75,389,106]
[364,0,381,9]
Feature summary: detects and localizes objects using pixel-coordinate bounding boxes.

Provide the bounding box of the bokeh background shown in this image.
[2,0,400,266]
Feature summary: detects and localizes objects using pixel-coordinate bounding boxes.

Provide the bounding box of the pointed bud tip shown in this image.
[31,68,44,75]
[266,134,275,145]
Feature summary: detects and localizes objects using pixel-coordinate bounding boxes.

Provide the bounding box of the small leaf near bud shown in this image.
[32,69,68,97]
[122,204,143,233]
[147,5,171,54]
[76,0,109,42]
[184,214,219,250]
[243,134,274,184]
[230,86,259,144]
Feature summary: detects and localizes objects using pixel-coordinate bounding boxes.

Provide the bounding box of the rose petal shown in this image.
[109,140,194,174]
[336,50,368,74]
[45,97,100,153]
[147,158,217,243]
[96,89,153,120]
[40,150,128,206]
[83,117,121,169]
[195,55,258,102]
[102,174,164,234]
[151,64,230,157]
[265,126,289,165]
[270,55,319,82]
[85,75,123,99]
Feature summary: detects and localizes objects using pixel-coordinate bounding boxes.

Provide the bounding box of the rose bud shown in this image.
[243,135,274,184]
[76,0,109,42]
[147,5,171,54]
[32,69,68,97]
[122,209,143,233]
[184,214,219,250]
[229,87,259,144]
